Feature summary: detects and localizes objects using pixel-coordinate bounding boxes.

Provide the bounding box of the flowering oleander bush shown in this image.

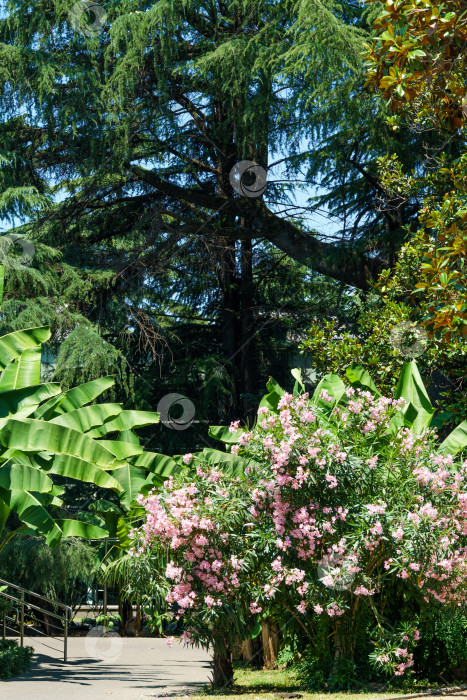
[130,367,467,686]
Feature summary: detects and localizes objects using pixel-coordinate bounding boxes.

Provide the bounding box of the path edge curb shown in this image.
[393,684,467,699]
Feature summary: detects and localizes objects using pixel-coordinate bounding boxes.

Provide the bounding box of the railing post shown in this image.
[64,609,68,662]
[2,609,5,640]
[20,591,24,647]
[103,538,108,617]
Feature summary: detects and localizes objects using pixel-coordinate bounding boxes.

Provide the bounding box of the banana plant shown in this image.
[0,325,168,548]
[208,361,467,458]
[0,270,183,549]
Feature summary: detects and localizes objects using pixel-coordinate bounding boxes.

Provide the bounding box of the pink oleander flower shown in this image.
[249,601,262,614]
[296,600,306,614]
[353,585,374,596]
[366,503,387,515]
[370,521,383,536]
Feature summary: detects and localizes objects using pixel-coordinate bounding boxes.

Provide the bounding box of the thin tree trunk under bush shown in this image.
[212,647,234,686]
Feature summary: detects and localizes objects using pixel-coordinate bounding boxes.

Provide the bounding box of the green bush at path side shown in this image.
[0,639,34,680]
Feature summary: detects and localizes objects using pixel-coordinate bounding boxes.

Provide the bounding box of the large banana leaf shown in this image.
[0,346,42,390]
[312,373,347,405]
[33,454,123,491]
[393,361,435,435]
[89,500,123,537]
[54,519,108,539]
[132,451,179,476]
[0,383,62,419]
[0,486,62,546]
[118,429,140,445]
[345,364,381,396]
[258,376,285,412]
[139,471,166,495]
[0,501,9,534]
[291,368,305,396]
[0,418,120,467]
[33,376,115,419]
[0,463,53,492]
[50,404,123,433]
[87,410,160,438]
[0,327,50,370]
[98,440,143,459]
[439,421,467,456]
[209,425,243,444]
[197,448,257,476]
[112,464,148,509]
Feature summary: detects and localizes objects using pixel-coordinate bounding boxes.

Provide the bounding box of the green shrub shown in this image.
[0,537,99,609]
[415,610,467,681]
[0,639,34,680]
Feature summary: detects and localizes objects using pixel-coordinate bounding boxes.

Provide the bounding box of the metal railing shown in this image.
[0,578,72,661]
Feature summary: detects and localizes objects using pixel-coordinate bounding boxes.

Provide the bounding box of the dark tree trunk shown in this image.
[219,240,240,420]
[119,592,133,632]
[212,647,234,687]
[239,236,256,421]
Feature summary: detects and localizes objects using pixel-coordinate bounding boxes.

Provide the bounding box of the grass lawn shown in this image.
[174,665,405,700]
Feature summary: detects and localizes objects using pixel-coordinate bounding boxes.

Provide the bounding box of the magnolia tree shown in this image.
[130,364,467,686]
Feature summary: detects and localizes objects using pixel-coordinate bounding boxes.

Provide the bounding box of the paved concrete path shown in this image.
[417,696,467,699]
[1,636,211,699]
